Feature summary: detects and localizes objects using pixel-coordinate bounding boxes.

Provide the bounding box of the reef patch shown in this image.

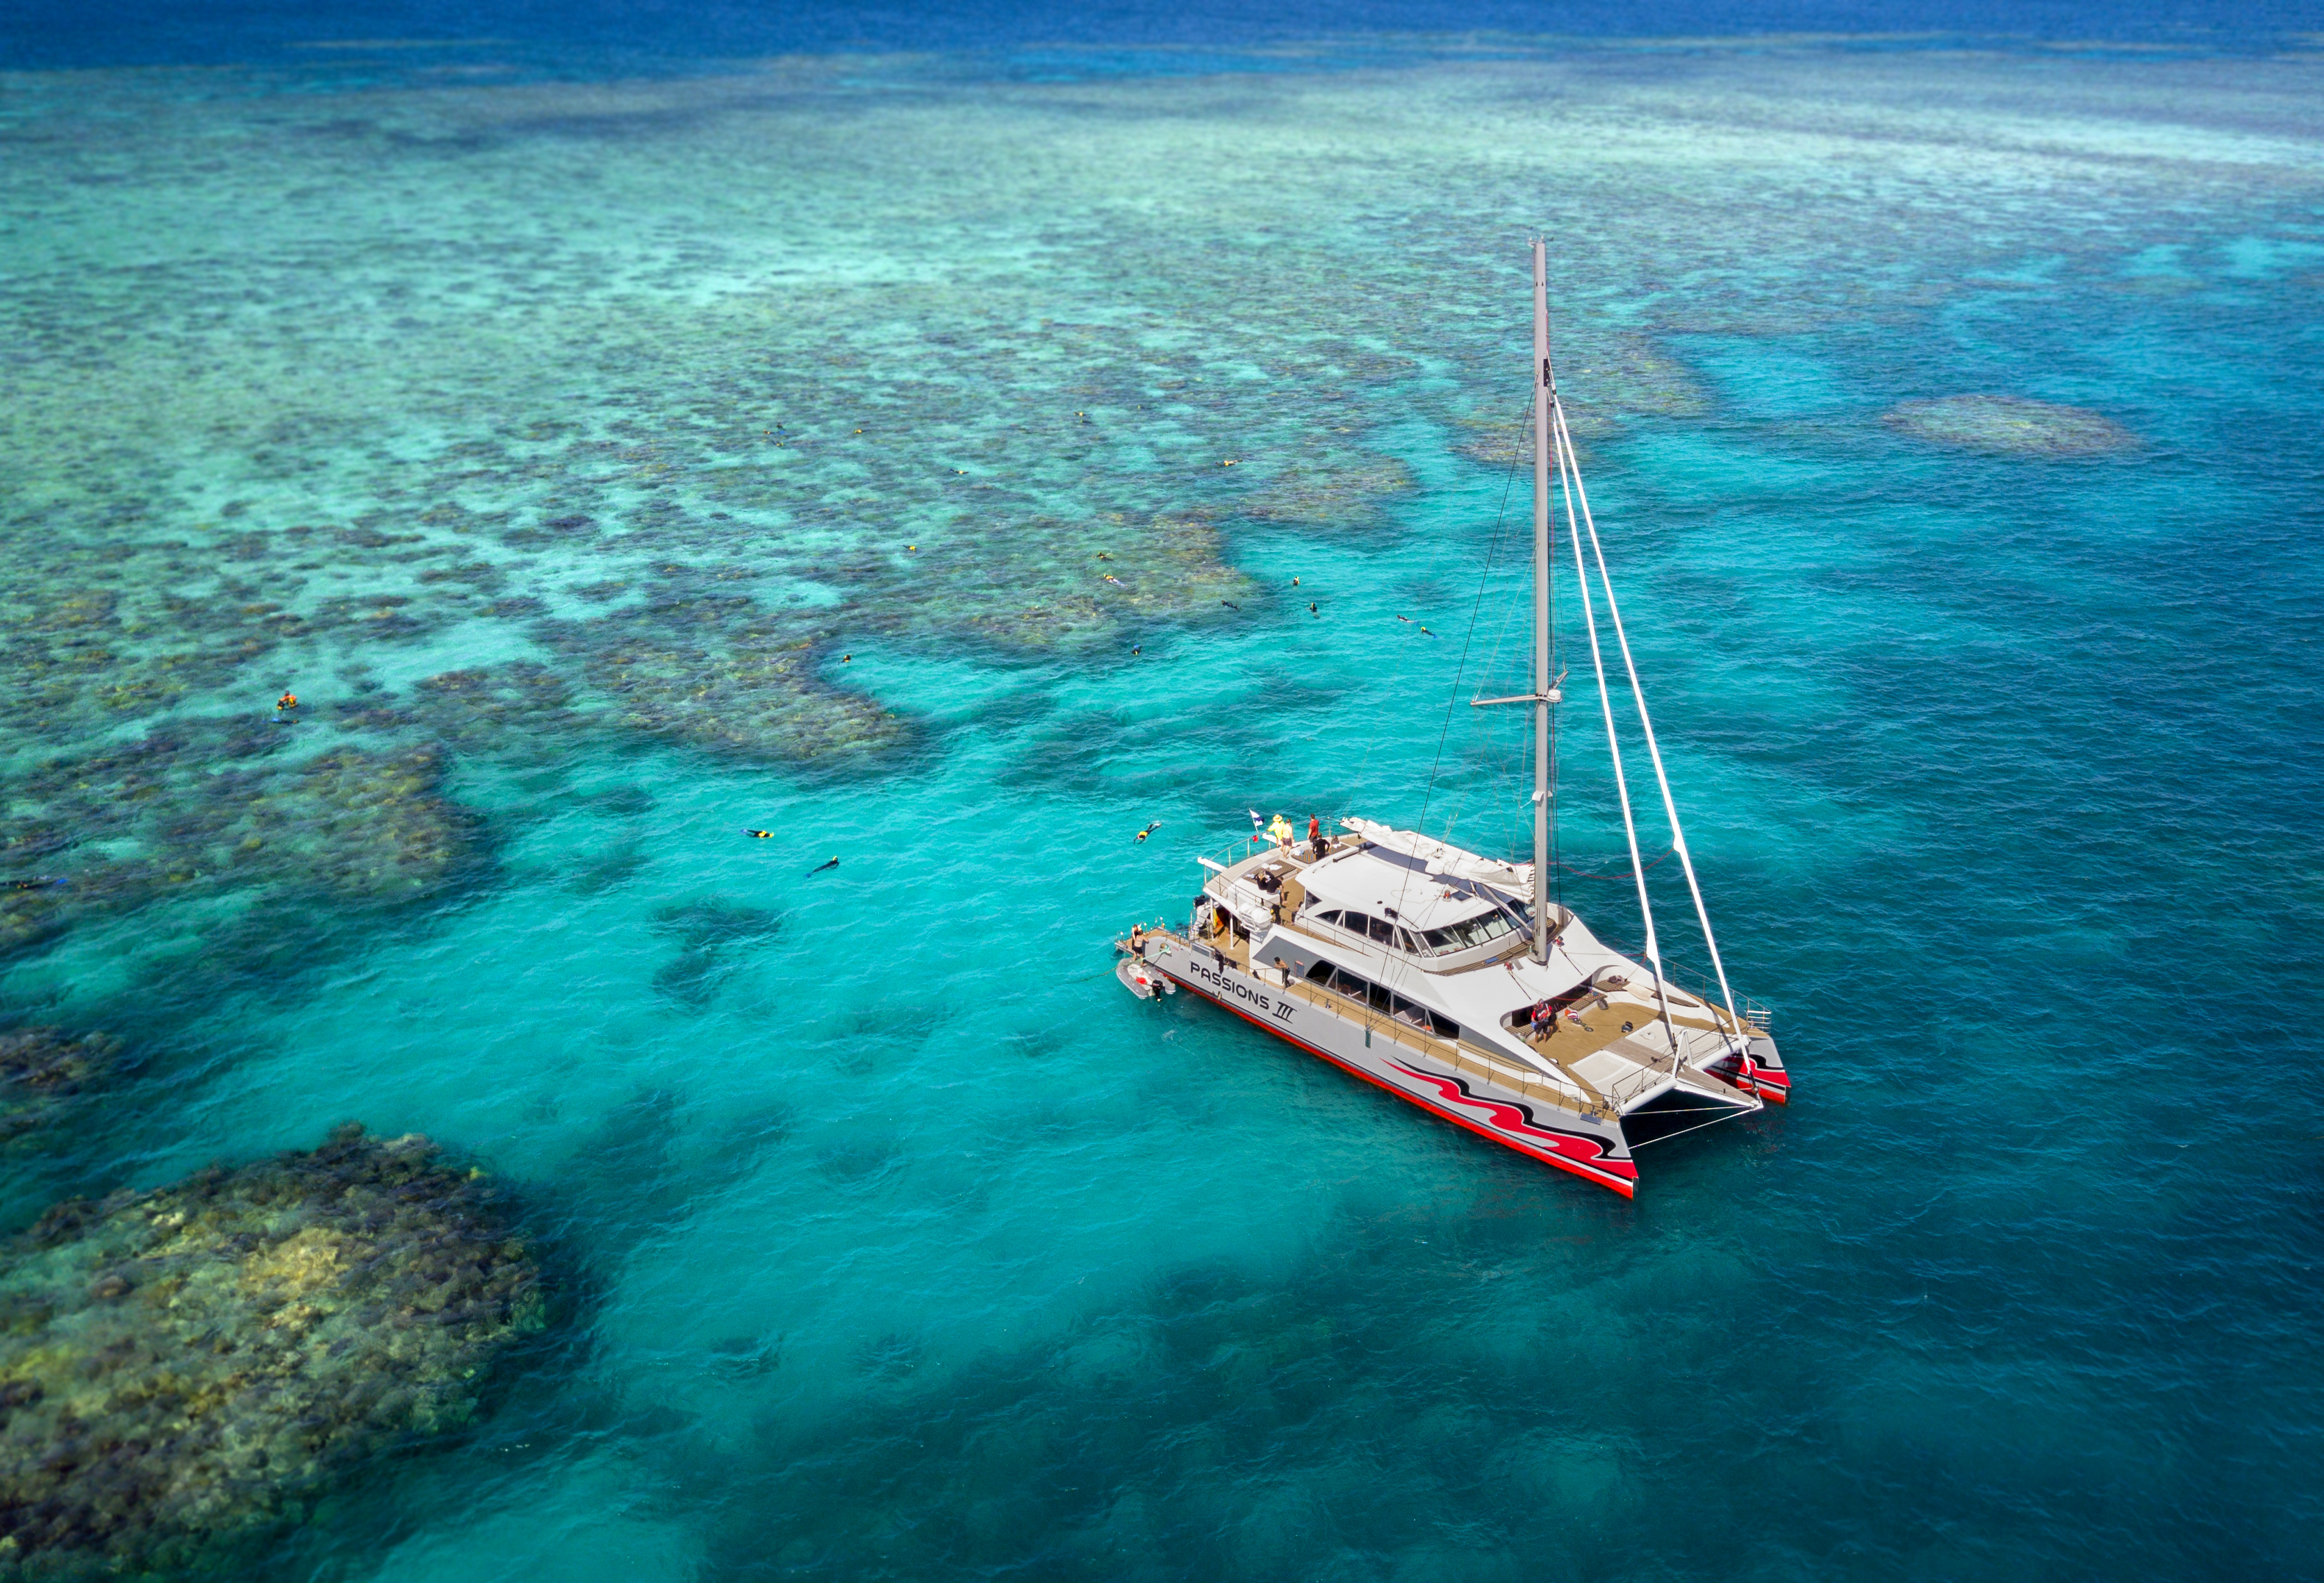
[0,732,484,958]
[0,1126,545,1578]
[0,1031,123,1152]
[1882,395,2138,457]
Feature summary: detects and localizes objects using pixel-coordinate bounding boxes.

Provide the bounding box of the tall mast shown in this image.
[1531,238,1553,966]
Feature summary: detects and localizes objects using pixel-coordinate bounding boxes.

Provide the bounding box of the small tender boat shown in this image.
[1116,241,1788,1197]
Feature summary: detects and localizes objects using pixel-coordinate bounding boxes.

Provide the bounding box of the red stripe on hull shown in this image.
[1159,970,1636,1198]
[1382,1059,1637,1188]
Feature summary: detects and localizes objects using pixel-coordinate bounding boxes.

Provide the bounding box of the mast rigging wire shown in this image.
[1376,395,1533,1001]
[1551,397,1745,1058]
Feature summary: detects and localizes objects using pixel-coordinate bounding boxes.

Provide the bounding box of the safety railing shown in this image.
[1283,975,1601,1119]
[1581,940,1770,1038]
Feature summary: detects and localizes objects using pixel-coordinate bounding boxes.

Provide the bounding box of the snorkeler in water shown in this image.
[807,856,839,876]
[744,828,775,838]
[1135,821,1161,842]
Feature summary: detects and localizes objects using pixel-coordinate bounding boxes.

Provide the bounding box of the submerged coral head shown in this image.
[1884,394,2137,457]
[0,1123,547,1575]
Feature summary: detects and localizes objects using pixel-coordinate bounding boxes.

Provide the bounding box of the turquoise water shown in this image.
[3,34,2323,1580]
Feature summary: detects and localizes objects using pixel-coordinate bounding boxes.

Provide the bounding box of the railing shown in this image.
[1581,940,1770,1038]
[1281,974,1603,1120]
[1203,827,1351,877]
[1202,835,1275,873]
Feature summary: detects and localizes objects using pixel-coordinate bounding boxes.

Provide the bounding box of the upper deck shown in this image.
[1180,824,1763,1116]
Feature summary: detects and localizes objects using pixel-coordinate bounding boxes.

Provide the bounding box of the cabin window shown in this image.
[1308,963,1457,1038]
[1388,993,1458,1039]
[1363,915,1396,946]
[1437,911,1514,950]
[1421,916,1517,956]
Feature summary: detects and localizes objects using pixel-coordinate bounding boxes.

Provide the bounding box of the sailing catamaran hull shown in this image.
[1142,938,1640,1197]
[1110,239,1791,1196]
[1733,1035,1789,1104]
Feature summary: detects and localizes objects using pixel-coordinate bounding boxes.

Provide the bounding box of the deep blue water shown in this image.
[2,3,2323,1580]
[13,0,2324,69]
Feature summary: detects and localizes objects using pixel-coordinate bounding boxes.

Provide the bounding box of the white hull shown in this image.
[1120,816,1788,1197]
[1139,928,1643,1194]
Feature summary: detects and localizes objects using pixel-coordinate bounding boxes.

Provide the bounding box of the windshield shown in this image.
[1417,897,1531,956]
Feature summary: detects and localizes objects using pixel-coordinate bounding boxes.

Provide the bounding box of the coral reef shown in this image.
[928,511,1257,649]
[561,622,901,761]
[0,730,481,956]
[1239,449,1415,529]
[0,47,2222,983]
[1451,331,1697,465]
[0,1032,123,1151]
[1883,395,2138,457]
[0,1127,544,1578]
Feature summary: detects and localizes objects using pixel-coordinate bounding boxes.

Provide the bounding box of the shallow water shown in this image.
[3,26,2323,1582]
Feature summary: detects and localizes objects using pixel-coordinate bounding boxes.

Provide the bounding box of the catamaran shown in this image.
[1114,240,1789,1197]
